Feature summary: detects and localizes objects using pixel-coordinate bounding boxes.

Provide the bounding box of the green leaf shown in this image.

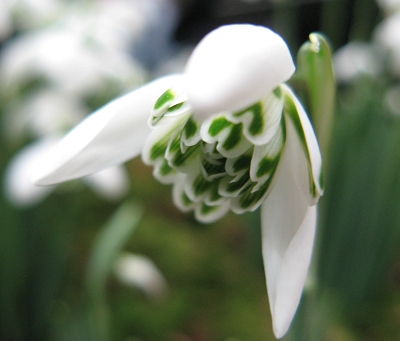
[84,202,142,299]
[295,33,336,159]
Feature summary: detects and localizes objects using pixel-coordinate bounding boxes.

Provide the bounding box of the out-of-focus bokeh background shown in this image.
[1,0,400,340]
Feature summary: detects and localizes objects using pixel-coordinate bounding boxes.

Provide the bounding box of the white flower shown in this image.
[113,253,168,298]
[32,24,323,338]
[0,25,143,97]
[376,0,400,14]
[0,0,13,41]
[0,0,66,40]
[374,12,400,76]
[333,41,383,82]
[0,18,145,206]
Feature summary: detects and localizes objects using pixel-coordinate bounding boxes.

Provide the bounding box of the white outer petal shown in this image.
[32,75,185,185]
[4,138,58,207]
[185,24,295,119]
[282,84,323,200]
[261,117,317,339]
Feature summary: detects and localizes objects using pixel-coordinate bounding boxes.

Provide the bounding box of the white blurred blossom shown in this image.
[2,89,86,143]
[1,0,168,206]
[0,0,67,40]
[4,138,57,206]
[0,26,144,97]
[0,0,13,40]
[333,41,383,82]
[374,12,400,76]
[376,0,400,14]
[114,253,168,298]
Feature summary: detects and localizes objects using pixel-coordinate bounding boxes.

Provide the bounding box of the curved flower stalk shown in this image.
[32,24,323,338]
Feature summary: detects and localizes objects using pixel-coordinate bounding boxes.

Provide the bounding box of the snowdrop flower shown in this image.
[0,23,142,206]
[374,12,400,76]
[0,0,12,41]
[0,25,143,97]
[376,0,400,14]
[32,24,323,338]
[0,0,66,40]
[113,253,168,298]
[2,90,86,143]
[333,41,383,82]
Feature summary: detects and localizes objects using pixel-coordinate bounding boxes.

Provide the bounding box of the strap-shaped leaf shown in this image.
[296,33,335,157]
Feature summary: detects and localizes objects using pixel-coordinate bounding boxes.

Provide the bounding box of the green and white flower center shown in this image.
[142,86,287,223]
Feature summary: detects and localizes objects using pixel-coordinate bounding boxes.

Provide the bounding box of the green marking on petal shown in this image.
[256,156,280,178]
[150,135,171,161]
[193,174,214,197]
[234,177,272,212]
[284,91,320,198]
[154,88,175,110]
[223,173,250,195]
[207,182,223,203]
[273,86,282,99]
[170,143,200,168]
[201,158,226,180]
[184,116,198,139]
[234,102,264,136]
[199,202,220,215]
[285,96,308,153]
[167,102,184,112]
[222,124,243,151]
[208,116,231,136]
[168,133,181,153]
[232,154,252,173]
[181,191,193,207]
[159,159,175,176]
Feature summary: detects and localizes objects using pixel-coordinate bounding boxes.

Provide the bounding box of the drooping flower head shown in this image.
[32,24,323,338]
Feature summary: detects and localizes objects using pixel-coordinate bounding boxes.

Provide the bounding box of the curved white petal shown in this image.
[261,117,317,339]
[185,24,295,119]
[5,138,58,207]
[282,84,323,201]
[32,75,185,185]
